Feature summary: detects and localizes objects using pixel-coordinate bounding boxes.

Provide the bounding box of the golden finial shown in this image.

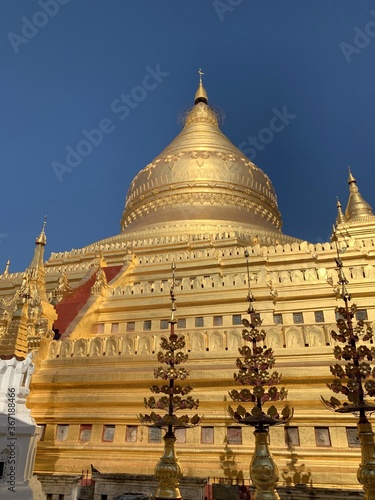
[171,259,176,283]
[3,258,10,275]
[194,68,208,105]
[335,197,346,225]
[198,68,204,85]
[332,225,350,301]
[170,260,177,324]
[348,166,356,184]
[35,216,47,246]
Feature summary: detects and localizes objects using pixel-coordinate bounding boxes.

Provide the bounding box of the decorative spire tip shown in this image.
[348,166,356,184]
[194,68,208,105]
[3,258,10,275]
[35,215,47,245]
[198,68,204,85]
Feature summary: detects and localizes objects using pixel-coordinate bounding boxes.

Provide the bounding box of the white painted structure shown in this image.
[0,353,45,499]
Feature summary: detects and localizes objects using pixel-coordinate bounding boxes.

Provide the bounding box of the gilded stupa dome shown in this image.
[121,76,289,243]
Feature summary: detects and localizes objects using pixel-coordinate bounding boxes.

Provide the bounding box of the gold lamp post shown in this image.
[139,262,202,500]
[228,250,292,499]
[322,229,375,500]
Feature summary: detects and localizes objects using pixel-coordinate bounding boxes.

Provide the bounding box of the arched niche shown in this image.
[105,336,119,356]
[266,329,282,349]
[48,340,61,359]
[210,332,224,351]
[122,337,134,355]
[73,339,88,357]
[90,338,103,357]
[139,336,151,355]
[191,332,205,352]
[285,328,304,348]
[227,330,242,352]
[60,340,73,358]
[308,326,325,347]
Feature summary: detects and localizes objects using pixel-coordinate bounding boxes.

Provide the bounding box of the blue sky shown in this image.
[1,0,375,271]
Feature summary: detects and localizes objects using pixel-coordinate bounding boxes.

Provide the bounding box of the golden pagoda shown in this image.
[1,75,374,499]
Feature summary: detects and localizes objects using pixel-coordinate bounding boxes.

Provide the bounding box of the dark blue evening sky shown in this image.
[1,0,375,271]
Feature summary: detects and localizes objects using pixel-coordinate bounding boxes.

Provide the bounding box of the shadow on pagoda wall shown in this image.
[278,444,364,499]
[281,442,312,489]
[219,441,244,482]
[214,437,365,500]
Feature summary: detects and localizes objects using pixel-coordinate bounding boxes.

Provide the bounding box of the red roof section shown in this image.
[54,266,122,337]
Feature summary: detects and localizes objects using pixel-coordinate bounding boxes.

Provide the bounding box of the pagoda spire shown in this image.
[335,197,346,226]
[35,215,47,245]
[3,257,10,275]
[28,216,47,301]
[0,217,57,360]
[348,167,356,184]
[194,68,208,105]
[345,167,375,222]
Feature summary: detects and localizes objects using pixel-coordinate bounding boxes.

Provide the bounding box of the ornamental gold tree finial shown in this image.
[138,261,202,500]
[139,261,201,431]
[322,227,375,499]
[228,249,292,428]
[228,249,292,499]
